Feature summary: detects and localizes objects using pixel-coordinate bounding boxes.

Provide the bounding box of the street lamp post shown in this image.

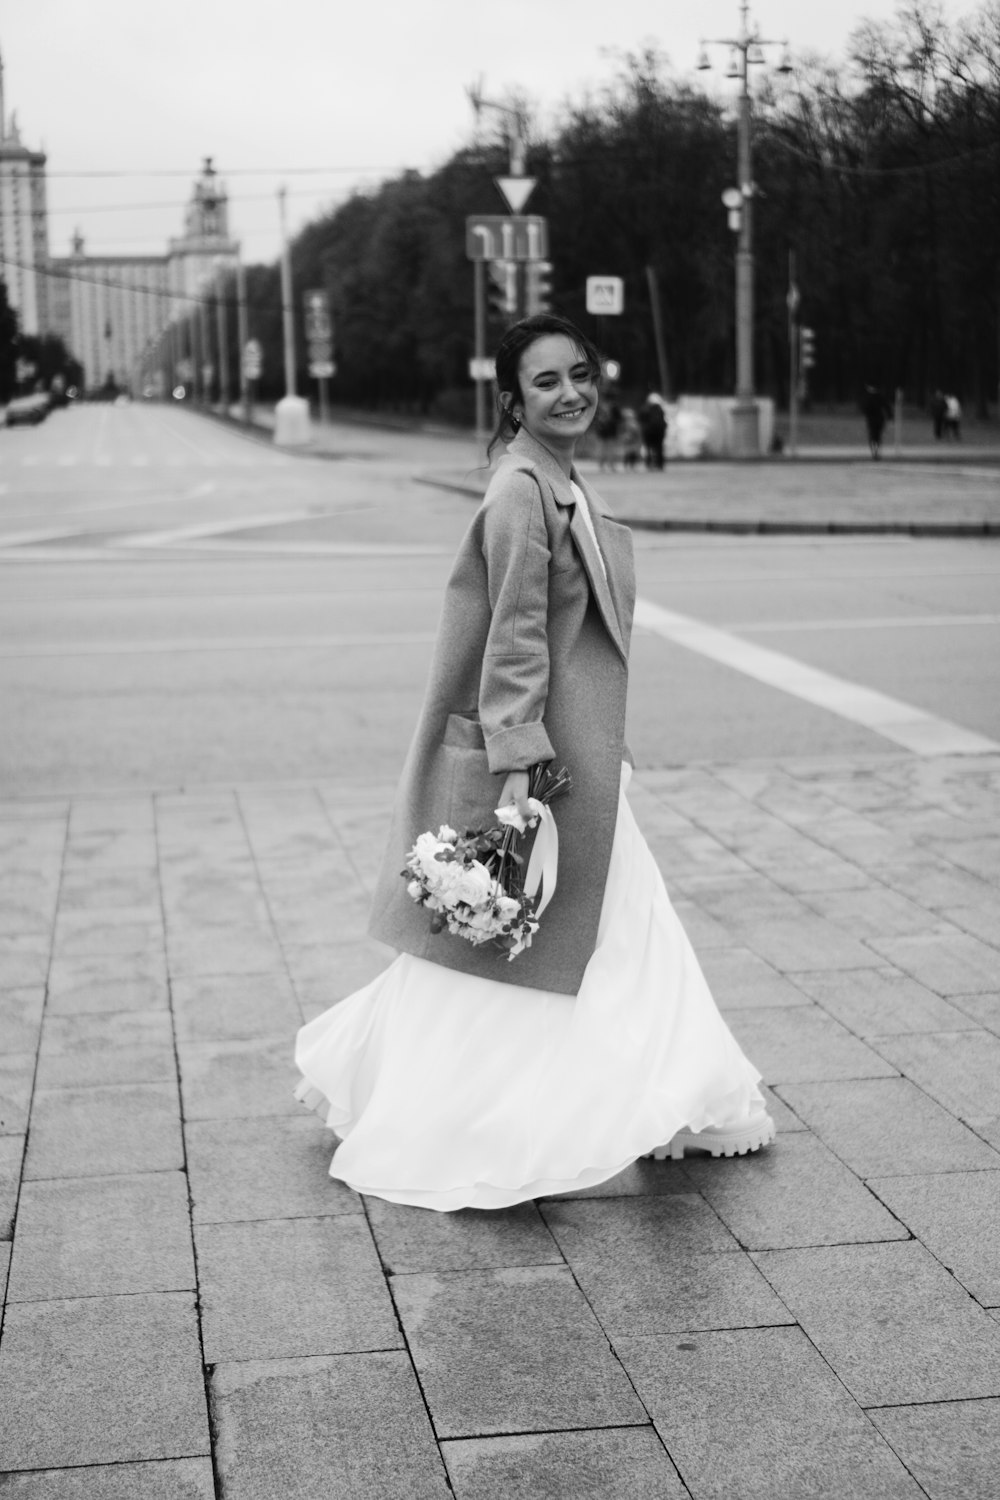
[698,3,791,457]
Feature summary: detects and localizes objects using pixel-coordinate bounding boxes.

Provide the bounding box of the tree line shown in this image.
[200,1,1000,420]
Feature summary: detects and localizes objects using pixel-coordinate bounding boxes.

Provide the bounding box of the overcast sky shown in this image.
[2,0,975,265]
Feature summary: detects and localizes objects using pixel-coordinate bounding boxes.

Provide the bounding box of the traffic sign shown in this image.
[586,276,624,315]
[303,289,332,341]
[495,176,536,214]
[309,360,336,379]
[242,339,262,380]
[466,215,548,263]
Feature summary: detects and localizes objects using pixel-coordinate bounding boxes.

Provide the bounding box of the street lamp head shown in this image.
[725,47,740,78]
[466,77,484,118]
[696,43,711,70]
[747,42,765,66]
[776,44,793,74]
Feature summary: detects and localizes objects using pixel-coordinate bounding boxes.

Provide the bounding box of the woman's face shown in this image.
[512,334,599,455]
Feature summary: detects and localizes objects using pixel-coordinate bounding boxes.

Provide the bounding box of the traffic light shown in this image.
[525,260,553,316]
[487,260,518,322]
[799,326,816,369]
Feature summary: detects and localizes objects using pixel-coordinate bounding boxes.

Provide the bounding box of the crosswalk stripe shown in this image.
[634,597,1000,757]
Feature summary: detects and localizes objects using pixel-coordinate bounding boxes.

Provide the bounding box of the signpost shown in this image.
[242,338,262,424]
[303,289,334,424]
[585,276,625,315]
[465,216,549,263]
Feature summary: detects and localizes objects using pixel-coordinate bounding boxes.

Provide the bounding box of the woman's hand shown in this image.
[498,770,532,823]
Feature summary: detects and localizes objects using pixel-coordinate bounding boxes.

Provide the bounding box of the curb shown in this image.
[414,473,1000,538]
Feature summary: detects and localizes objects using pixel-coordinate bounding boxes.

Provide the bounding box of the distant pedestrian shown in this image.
[639,395,667,470]
[619,406,642,470]
[594,398,622,470]
[929,390,947,441]
[861,385,892,460]
[943,394,962,440]
[294,312,774,1211]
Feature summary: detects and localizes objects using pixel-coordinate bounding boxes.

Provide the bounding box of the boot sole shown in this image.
[645,1115,776,1162]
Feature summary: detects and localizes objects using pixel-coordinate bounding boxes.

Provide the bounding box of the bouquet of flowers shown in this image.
[402,762,571,961]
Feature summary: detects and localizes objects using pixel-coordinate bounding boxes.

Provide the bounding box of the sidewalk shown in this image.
[221,404,1000,536]
[418,455,1000,536]
[1,754,998,1496]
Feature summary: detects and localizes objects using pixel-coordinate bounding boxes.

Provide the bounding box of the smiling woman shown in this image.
[294,312,774,1211]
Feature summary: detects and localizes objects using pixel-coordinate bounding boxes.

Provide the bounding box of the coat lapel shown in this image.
[504,430,628,662]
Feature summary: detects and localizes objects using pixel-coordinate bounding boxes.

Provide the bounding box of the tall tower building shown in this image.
[167,157,239,302]
[0,49,50,334]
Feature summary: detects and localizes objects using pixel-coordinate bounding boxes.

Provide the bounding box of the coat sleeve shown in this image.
[478,469,556,774]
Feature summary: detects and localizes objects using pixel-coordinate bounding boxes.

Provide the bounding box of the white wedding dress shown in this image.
[294,762,769,1211]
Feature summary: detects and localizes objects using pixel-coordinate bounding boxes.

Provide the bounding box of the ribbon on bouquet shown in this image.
[520,797,559,917]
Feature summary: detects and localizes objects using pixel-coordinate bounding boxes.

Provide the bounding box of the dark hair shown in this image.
[487,314,602,458]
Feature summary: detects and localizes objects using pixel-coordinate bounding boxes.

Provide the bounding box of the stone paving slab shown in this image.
[0,1459,217,1499]
[6,1171,195,1302]
[787,963,980,1035]
[0,1292,209,1471]
[186,1114,360,1222]
[725,1003,898,1084]
[34,1009,176,1089]
[776,1076,1000,1178]
[752,1241,1000,1406]
[867,1029,1000,1130]
[366,1198,561,1275]
[176,1036,302,1120]
[694,946,809,1008]
[949,989,1000,1032]
[196,1215,401,1362]
[441,1427,687,1499]
[0,1133,24,1237]
[211,1353,450,1499]
[868,1398,1000,1500]
[0,987,45,1051]
[539,1194,792,1335]
[867,931,1000,994]
[682,1128,908,1250]
[392,1265,646,1437]
[868,1170,1000,1307]
[0,1052,34,1135]
[617,1326,924,1500]
[24,1082,184,1179]
[170,968,302,1044]
[45,950,168,1015]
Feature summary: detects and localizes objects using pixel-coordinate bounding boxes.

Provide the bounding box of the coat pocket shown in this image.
[441,718,495,830]
[443,712,486,750]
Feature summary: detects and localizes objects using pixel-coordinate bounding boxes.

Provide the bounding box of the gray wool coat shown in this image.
[367,426,636,995]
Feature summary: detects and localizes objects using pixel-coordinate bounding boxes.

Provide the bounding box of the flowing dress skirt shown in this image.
[294,767,766,1210]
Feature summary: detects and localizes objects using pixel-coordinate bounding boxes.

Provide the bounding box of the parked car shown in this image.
[4,392,51,427]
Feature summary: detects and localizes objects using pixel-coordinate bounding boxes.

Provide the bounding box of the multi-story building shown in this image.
[48,159,241,393]
[0,53,49,335]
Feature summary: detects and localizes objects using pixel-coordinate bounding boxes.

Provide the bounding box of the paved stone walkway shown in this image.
[1,755,999,1496]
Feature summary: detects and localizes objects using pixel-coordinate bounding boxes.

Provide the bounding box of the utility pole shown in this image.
[236,251,250,424]
[273,185,311,446]
[215,264,230,413]
[698,5,792,457]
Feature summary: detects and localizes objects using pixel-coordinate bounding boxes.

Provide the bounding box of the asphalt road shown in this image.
[1,402,998,795]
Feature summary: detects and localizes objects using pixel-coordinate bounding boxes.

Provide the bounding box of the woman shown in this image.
[295,314,774,1210]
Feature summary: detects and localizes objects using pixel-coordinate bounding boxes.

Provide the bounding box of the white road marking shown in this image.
[634,597,999,756]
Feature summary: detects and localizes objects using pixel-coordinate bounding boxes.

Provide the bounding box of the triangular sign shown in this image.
[495,176,536,214]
